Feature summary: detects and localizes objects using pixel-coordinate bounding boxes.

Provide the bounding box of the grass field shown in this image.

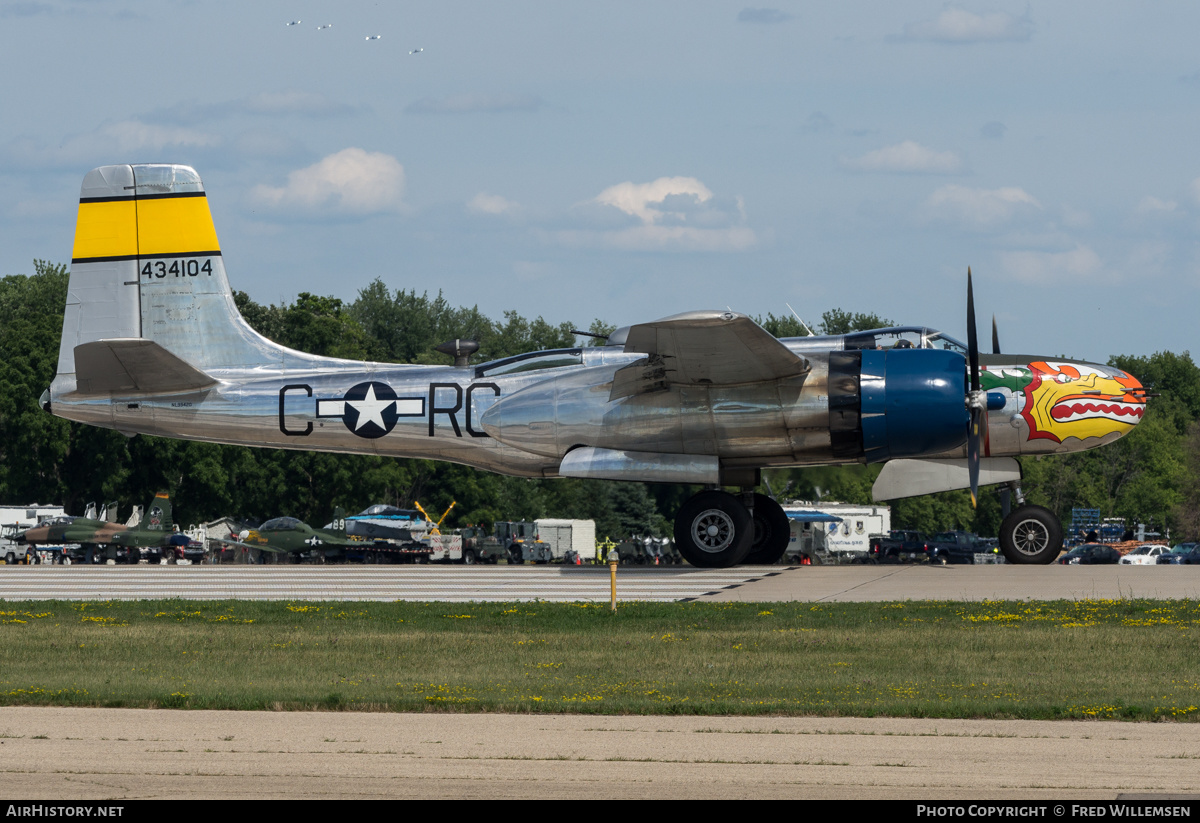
[2,598,1199,719]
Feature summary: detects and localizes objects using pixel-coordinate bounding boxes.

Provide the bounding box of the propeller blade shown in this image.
[966,267,980,392]
[968,407,981,507]
[991,314,1001,355]
[965,267,984,507]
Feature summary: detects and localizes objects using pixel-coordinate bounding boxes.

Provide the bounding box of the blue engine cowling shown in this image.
[828,349,967,463]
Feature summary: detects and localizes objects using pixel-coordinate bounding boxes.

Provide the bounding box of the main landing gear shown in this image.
[996,482,1062,564]
[673,490,791,568]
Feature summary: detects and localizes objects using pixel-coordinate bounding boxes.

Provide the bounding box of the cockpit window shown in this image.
[842,326,967,354]
[923,330,967,354]
[475,349,583,378]
[261,517,302,530]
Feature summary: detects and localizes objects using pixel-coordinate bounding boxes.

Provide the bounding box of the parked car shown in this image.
[867,530,933,563]
[1058,543,1121,565]
[1119,544,1170,565]
[927,531,1000,564]
[1157,546,1200,565]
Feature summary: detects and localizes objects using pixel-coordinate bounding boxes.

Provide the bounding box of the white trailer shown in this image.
[535,519,597,561]
[0,504,67,564]
[782,501,891,559]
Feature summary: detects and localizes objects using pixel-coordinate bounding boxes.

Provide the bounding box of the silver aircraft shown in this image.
[44,164,1149,567]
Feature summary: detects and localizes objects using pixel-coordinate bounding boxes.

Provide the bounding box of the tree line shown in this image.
[1,260,1197,541]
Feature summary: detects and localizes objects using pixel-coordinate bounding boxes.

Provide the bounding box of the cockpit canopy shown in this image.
[842,326,967,353]
[261,517,303,531]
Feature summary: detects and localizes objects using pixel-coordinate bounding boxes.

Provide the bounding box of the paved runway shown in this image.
[0,564,781,602]
[2,562,1198,603]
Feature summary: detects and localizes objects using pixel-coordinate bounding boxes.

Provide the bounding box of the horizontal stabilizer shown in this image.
[872,457,1021,501]
[614,311,809,399]
[73,338,217,395]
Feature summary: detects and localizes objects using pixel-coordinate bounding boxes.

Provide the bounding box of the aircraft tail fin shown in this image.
[104,501,119,523]
[331,507,347,537]
[55,164,308,398]
[144,491,172,531]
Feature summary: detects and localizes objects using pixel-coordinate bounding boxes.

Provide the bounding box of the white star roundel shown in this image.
[342,381,400,439]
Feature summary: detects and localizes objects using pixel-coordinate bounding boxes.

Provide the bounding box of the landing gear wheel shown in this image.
[674,490,753,568]
[742,493,791,565]
[999,505,1063,564]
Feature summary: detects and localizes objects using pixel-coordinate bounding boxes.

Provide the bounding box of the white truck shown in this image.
[782,501,891,561]
[535,519,597,562]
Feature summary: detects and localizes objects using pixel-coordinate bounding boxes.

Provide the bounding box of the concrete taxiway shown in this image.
[2,708,1199,800]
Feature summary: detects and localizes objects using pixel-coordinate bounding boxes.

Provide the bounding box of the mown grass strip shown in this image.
[2,598,1199,719]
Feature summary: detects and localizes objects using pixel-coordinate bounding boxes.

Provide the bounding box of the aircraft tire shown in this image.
[742,493,791,565]
[674,491,753,568]
[999,505,1063,564]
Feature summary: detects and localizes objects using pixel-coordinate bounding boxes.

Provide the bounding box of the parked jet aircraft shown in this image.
[217,509,352,562]
[43,164,1148,567]
[18,491,184,562]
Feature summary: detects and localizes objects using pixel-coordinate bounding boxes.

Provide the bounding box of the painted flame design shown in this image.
[1023,361,1144,443]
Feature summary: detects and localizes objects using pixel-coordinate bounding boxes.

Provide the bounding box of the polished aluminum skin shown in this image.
[48,164,1146,492]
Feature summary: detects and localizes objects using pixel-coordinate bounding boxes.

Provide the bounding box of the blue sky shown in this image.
[3,1,1199,362]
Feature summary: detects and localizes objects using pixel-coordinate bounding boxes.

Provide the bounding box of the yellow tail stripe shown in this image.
[137,196,221,256]
[71,200,138,261]
[71,195,221,261]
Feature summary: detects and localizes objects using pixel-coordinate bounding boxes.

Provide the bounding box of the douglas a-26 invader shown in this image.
[43,164,1148,567]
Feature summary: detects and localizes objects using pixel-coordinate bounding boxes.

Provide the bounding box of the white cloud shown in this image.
[552,176,756,251]
[844,141,963,174]
[468,192,520,215]
[737,8,793,24]
[927,185,1041,225]
[898,7,1033,43]
[250,148,405,214]
[7,119,220,168]
[594,177,714,224]
[553,226,758,252]
[406,93,543,114]
[998,245,1104,284]
[1136,196,1177,214]
[239,91,356,117]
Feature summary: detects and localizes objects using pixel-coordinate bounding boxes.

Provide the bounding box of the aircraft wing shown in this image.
[215,536,288,554]
[613,311,810,400]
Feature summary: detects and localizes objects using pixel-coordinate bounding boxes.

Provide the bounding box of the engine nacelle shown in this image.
[829,349,967,463]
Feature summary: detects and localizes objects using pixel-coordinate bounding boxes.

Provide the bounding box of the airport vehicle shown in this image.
[1057,544,1121,565]
[926,531,1000,564]
[1119,544,1170,565]
[43,164,1148,568]
[867,530,933,563]
[17,492,184,563]
[535,518,597,562]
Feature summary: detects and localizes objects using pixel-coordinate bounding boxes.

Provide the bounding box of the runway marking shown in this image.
[0,565,785,602]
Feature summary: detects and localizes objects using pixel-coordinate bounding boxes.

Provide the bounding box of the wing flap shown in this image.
[73,338,217,394]
[615,311,809,399]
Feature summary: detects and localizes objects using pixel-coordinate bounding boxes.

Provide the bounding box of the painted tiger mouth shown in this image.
[1050,400,1145,424]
